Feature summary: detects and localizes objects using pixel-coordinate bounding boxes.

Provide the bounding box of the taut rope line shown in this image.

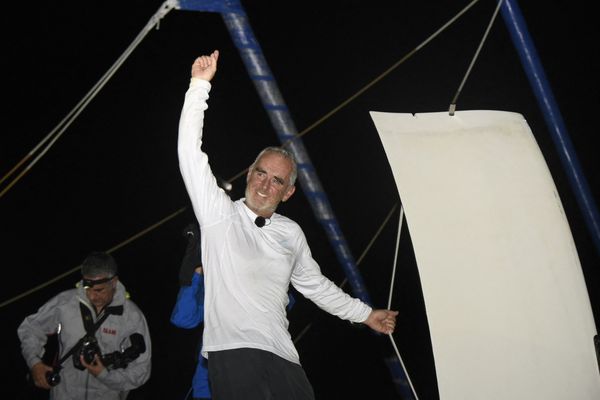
[0,1,175,199]
[449,0,505,115]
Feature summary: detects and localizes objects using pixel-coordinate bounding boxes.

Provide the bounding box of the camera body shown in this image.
[73,335,101,370]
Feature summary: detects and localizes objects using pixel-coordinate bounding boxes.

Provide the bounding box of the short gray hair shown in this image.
[250,146,298,186]
[81,251,118,278]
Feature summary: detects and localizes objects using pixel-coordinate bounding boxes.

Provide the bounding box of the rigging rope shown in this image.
[0,0,176,199]
[284,0,482,147]
[449,0,505,115]
[384,205,421,399]
[387,205,404,310]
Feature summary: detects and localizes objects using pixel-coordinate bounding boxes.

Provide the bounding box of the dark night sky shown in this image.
[1,1,598,399]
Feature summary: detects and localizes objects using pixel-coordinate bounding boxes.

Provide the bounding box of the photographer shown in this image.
[17,251,151,400]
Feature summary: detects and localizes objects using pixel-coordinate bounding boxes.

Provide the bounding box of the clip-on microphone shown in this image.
[255,216,266,227]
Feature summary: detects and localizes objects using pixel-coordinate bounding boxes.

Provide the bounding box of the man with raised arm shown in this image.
[177,50,398,400]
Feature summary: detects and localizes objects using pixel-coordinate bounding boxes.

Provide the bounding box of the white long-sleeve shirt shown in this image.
[177,79,372,365]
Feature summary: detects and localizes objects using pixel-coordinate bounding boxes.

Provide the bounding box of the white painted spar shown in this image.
[371,110,600,400]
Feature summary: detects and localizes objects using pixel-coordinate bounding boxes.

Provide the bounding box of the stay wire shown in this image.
[0,1,175,199]
[449,0,505,115]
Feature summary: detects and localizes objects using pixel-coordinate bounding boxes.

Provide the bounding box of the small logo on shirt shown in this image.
[102,327,117,335]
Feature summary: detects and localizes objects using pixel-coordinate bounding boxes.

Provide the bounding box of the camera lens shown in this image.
[82,345,97,364]
[80,336,100,364]
[46,370,61,386]
[73,336,101,370]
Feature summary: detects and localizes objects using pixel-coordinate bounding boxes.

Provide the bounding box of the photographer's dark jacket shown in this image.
[17,281,151,400]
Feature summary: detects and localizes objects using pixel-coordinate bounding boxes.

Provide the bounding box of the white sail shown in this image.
[371,109,600,400]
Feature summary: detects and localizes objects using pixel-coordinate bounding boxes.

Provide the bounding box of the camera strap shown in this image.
[55,303,123,367]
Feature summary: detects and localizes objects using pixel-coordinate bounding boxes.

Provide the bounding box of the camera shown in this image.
[44,333,146,386]
[72,333,146,371]
[73,335,101,370]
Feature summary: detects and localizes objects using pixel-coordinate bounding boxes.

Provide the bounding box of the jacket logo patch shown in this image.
[102,327,117,335]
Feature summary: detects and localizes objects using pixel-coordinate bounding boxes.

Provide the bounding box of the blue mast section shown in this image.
[177,0,372,305]
[500,0,600,258]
